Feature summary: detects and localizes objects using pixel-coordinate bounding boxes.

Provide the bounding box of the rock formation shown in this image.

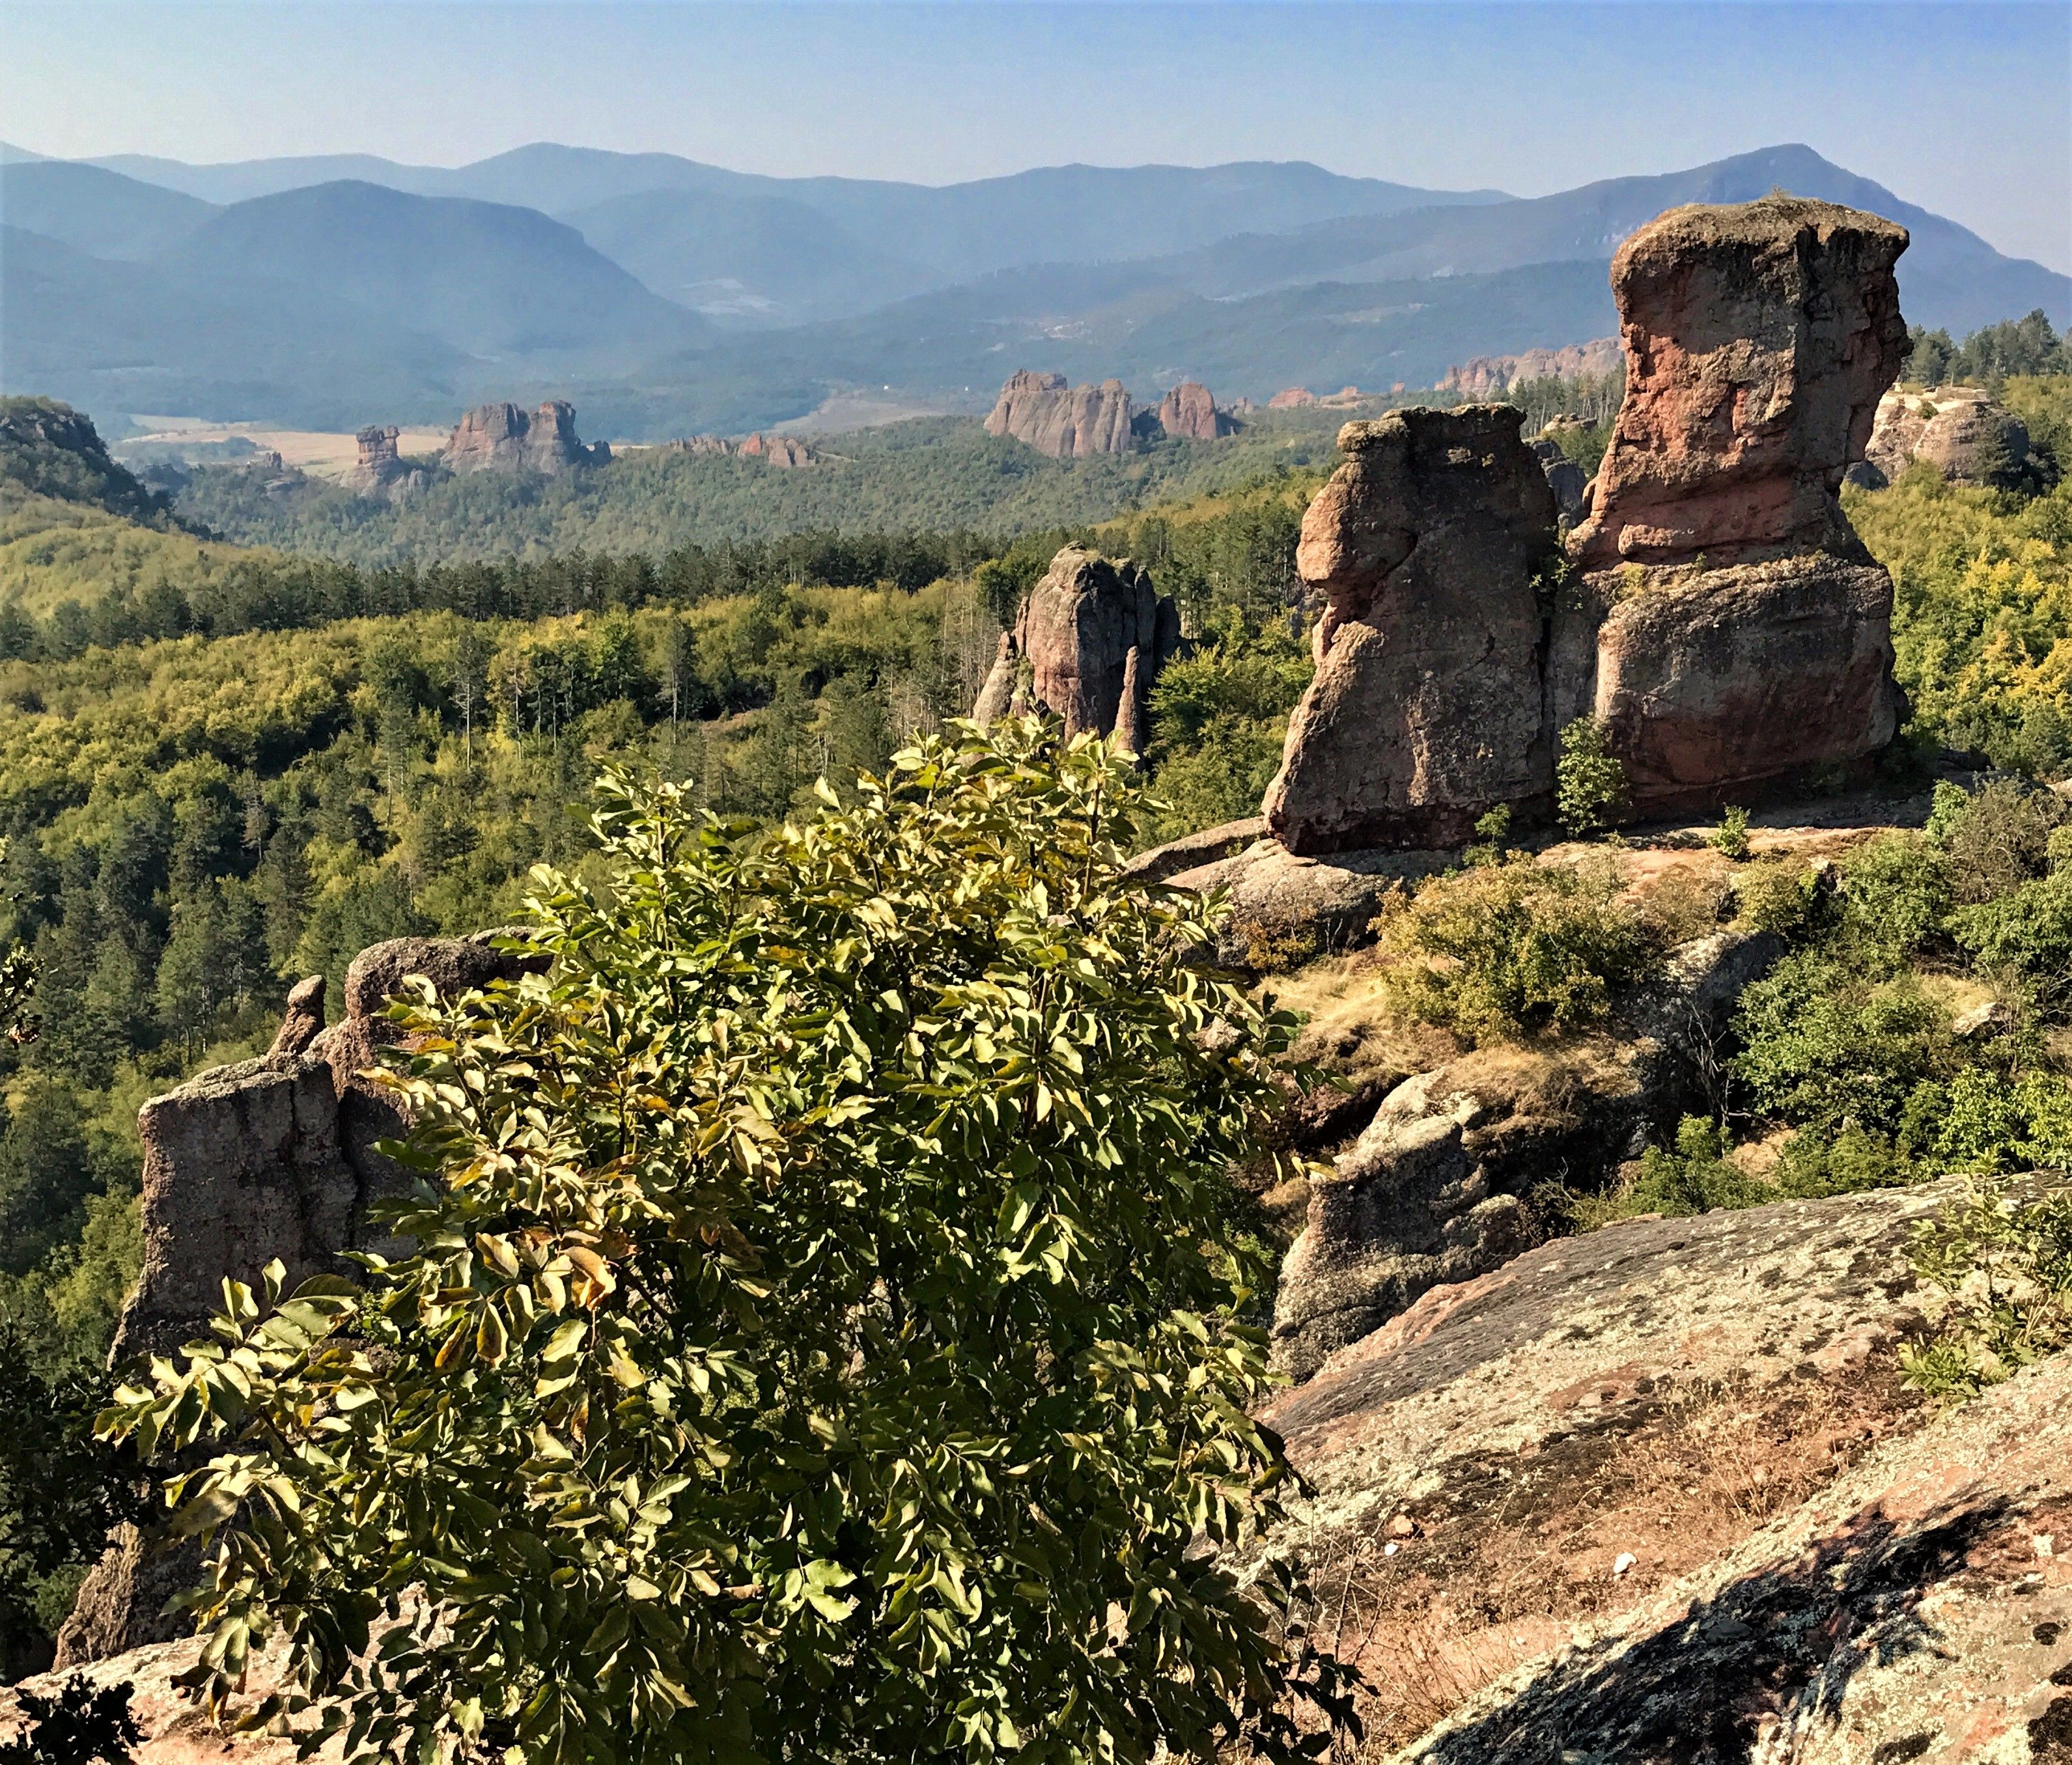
[344,424,428,497]
[1858,385,2035,488]
[737,432,817,467]
[968,546,1181,742]
[1271,926,1782,1379]
[1528,435,1589,521]
[1566,195,1911,814]
[1154,381,1233,441]
[1436,337,1621,398]
[59,932,546,1667]
[1262,406,1561,854]
[442,400,609,475]
[1267,387,1318,409]
[983,372,1136,457]
[1265,196,1912,854]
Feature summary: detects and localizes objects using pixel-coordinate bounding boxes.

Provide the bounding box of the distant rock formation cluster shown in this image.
[983,371,1240,458]
[657,432,819,466]
[985,371,1138,457]
[1265,195,1911,855]
[442,400,609,475]
[1265,386,1370,411]
[1854,385,2036,489]
[59,933,546,1666]
[1436,337,1621,397]
[971,546,1181,751]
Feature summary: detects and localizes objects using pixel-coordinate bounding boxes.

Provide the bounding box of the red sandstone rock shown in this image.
[1267,387,1319,409]
[1436,337,1621,398]
[972,546,1180,739]
[1571,196,1909,570]
[1155,380,1231,441]
[442,400,607,475]
[1263,407,1560,854]
[983,370,1136,457]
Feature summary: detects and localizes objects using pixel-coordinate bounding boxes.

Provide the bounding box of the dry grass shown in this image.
[1288,1365,1925,1755]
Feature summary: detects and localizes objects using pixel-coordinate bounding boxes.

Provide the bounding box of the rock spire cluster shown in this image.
[971,546,1181,748]
[442,400,609,475]
[1264,194,1911,854]
[983,371,1239,457]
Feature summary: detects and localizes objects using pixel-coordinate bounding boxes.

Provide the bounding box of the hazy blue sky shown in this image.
[6,2,2068,271]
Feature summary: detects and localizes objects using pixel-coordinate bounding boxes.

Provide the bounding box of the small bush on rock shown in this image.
[1709,806,1752,862]
[1375,854,1659,1044]
[1554,718,1629,838]
[1627,1117,1770,1216]
[1900,1179,2072,1402]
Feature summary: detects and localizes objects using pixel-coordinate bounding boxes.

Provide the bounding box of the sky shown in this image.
[5,1,2069,273]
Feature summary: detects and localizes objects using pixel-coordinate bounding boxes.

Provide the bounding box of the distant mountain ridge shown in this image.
[1,140,2064,439]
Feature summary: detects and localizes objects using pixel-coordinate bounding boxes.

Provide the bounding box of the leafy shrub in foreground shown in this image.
[98,723,1350,1765]
[1375,854,1659,1044]
[0,1673,140,1765]
[1900,1179,2072,1403]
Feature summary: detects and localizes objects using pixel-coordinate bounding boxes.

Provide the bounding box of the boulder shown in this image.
[1154,381,1233,441]
[1864,385,2034,489]
[976,547,1181,740]
[1270,927,1782,1380]
[1168,838,1453,967]
[1122,816,1267,885]
[1262,407,1561,855]
[1589,553,1903,812]
[442,400,607,475]
[983,371,1136,458]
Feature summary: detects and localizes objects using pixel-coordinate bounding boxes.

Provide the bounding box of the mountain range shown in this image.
[1,139,2065,440]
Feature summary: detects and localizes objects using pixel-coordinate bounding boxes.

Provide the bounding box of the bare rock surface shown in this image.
[1263,406,1560,855]
[1529,438,1589,522]
[1155,380,1233,441]
[975,546,1181,740]
[1436,339,1622,398]
[1270,928,1782,1378]
[441,400,607,475]
[983,370,1136,457]
[1169,838,1454,965]
[1123,816,1267,885]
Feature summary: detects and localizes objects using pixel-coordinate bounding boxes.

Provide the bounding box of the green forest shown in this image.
[3,311,2071,1682]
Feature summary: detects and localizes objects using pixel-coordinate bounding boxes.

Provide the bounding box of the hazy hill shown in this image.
[1,225,469,427]
[160,181,711,361]
[0,160,215,260]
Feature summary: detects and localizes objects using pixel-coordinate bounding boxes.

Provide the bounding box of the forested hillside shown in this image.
[168,410,1349,565]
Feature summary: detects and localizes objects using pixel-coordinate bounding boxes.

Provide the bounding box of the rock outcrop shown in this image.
[1436,337,1621,398]
[59,932,546,1667]
[983,372,1136,458]
[442,400,608,475]
[1262,406,1561,854]
[1268,387,1319,409]
[969,546,1181,742]
[344,424,427,498]
[737,432,817,467]
[1154,381,1233,441]
[1858,384,2036,489]
[1254,1176,2072,1758]
[1270,926,1782,1379]
[1528,436,1589,521]
[1265,197,1913,854]
[1563,195,1911,815]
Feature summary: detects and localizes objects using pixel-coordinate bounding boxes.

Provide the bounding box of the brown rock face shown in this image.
[1154,380,1232,441]
[443,400,608,475]
[1571,196,1909,570]
[1263,407,1560,854]
[738,432,816,467]
[1267,387,1318,409]
[976,546,1181,740]
[1558,195,1910,814]
[984,371,1136,457]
